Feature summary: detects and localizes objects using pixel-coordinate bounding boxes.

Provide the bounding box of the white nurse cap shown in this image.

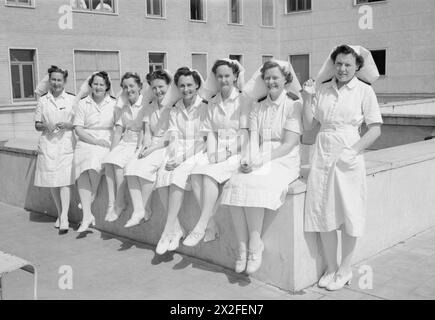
[200,58,245,100]
[243,59,302,101]
[315,45,380,88]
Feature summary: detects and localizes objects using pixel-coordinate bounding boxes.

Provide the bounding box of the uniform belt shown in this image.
[320,125,358,133]
[84,127,113,131]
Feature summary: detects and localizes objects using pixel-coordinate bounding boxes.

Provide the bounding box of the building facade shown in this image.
[1,0,435,140]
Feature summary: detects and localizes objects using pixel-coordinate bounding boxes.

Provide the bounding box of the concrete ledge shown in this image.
[1,139,435,291]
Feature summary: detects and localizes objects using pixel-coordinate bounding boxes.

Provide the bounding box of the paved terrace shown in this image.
[1,202,434,300]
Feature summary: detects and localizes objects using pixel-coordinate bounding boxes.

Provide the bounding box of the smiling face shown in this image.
[49,72,66,95]
[177,75,198,101]
[91,75,108,99]
[334,53,358,84]
[121,77,141,104]
[263,66,286,97]
[151,78,169,103]
[215,64,236,92]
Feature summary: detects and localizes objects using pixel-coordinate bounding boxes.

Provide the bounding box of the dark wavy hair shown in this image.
[331,45,365,71]
[211,59,240,77]
[88,71,111,92]
[120,72,142,88]
[146,69,172,86]
[260,60,293,84]
[174,67,202,88]
[48,65,68,80]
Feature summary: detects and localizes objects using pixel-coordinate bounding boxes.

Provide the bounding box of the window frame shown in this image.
[71,0,119,16]
[229,54,244,66]
[190,52,209,79]
[354,0,387,6]
[145,0,166,19]
[228,0,243,26]
[72,48,122,94]
[260,0,275,28]
[4,0,35,8]
[189,0,207,23]
[284,0,312,15]
[369,48,387,77]
[8,47,39,104]
[261,54,274,64]
[147,51,168,74]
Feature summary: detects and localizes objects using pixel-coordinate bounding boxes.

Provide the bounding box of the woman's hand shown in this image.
[239,157,253,174]
[165,157,182,171]
[44,122,57,133]
[301,79,316,99]
[138,146,153,159]
[56,122,73,131]
[95,139,110,148]
[336,147,358,170]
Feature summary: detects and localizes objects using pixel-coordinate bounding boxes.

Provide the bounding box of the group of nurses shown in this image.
[33,44,383,291]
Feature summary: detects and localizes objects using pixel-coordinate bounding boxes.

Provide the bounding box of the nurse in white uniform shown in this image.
[34,65,75,234]
[123,70,173,228]
[103,72,147,223]
[221,60,303,274]
[73,71,118,232]
[186,59,250,247]
[154,67,207,255]
[302,45,383,291]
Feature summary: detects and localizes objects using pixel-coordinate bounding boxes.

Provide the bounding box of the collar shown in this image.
[47,90,66,100]
[87,94,112,111]
[332,76,359,91]
[128,94,143,108]
[218,86,239,103]
[266,90,286,107]
[176,94,202,119]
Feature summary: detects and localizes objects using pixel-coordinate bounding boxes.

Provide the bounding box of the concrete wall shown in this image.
[1,139,435,291]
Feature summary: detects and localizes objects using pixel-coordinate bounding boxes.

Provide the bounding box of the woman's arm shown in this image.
[301,80,319,131]
[351,124,382,154]
[110,125,123,151]
[206,131,218,162]
[74,126,109,147]
[35,121,55,133]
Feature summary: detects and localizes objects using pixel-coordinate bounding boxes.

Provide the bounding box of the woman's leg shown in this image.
[339,231,357,275]
[77,171,93,222]
[190,174,203,211]
[59,185,71,225]
[114,165,127,210]
[125,176,154,227]
[127,176,145,215]
[50,187,62,227]
[88,169,101,204]
[229,206,249,272]
[319,231,339,273]
[244,207,265,274]
[104,164,116,210]
[157,186,169,211]
[164,184,185,234]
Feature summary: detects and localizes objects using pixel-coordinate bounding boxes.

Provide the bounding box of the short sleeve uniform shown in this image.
[73,94,118,179]
[221,90,302,210]
[102,95,147,168]
[154,94,207,190]
[190,88,251,184]
[124,99,172,182]
[34,90,76,187]
[304,77,383,237]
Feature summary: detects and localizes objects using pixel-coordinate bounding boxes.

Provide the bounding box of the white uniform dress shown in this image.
[221,91,302,211]
[34,90,76,187]
[124,99,171,183]
[190,88,250,183]
[102,95,147,168]
[73,94,118,180]
[155,95,207,191]
[304,77,383,237]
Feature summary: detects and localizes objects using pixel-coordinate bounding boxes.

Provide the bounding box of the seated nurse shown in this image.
[221,60,303,274]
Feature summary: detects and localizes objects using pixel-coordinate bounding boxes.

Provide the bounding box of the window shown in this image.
[229,0,242,24]
[190,0,205,21]
[146,0,164,18]
[191,53,207,79]
[290,54,309,84]
[71,0,116,14]
[262,55,274,64]
[286,0,311,13]
[355,0,386,4]
[74,50,120,93]
[148,53,166,73]
[261,0,274,27]
[229,54,243,65]
[6,0,33,6]
[9,49,36,101]
[370,49,386,76]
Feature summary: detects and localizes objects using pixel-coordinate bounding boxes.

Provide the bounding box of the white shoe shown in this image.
[167,227,185,252]
[104,205,123,222]
[203,219,219,243]
[54,218,60,229]
[326,271,353,291]
[183,230,206,247]
[318,271,336,288]
[124,210,148,228]
[156,234,171,255]
[59,217,69,234]
[246,241,264,275]
[235,250,247,273]
[77,215,96,233]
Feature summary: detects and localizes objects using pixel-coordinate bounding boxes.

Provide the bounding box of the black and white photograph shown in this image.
[0,0,435,304]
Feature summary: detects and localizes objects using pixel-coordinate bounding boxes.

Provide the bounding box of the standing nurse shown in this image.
[34,65,76,234]
[302,45,383,291]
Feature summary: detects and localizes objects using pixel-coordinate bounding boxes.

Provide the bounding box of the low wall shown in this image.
[1,139,435,292]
